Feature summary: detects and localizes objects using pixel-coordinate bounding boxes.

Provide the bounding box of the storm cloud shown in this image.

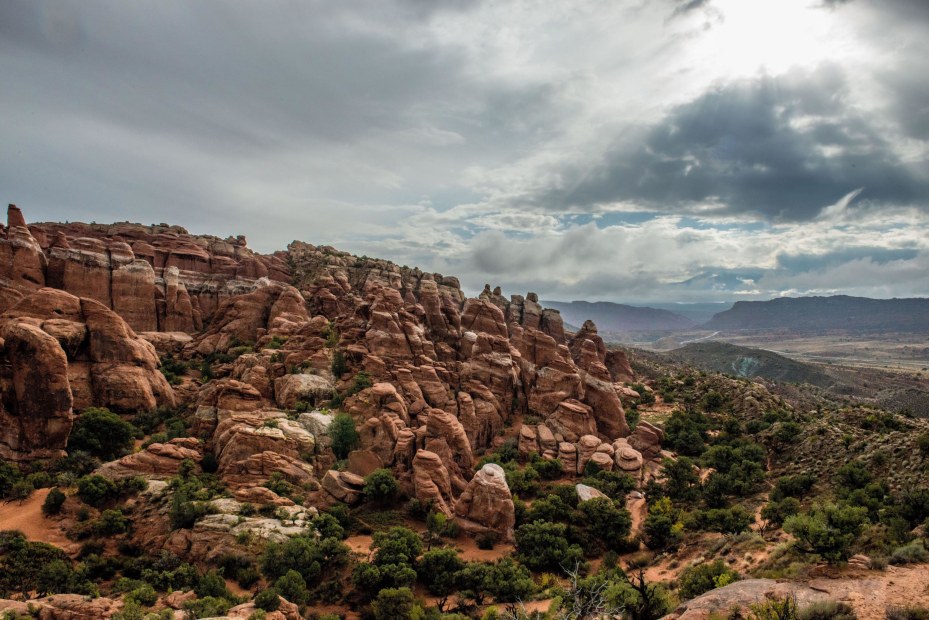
[1,0,927,302]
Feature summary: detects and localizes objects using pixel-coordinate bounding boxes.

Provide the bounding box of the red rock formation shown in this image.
[1,205,291,331]
[412,449,455,517]
[1,288,174,419]
[0,205,46,302]
[453,463,516,541]
[0,321,73,460]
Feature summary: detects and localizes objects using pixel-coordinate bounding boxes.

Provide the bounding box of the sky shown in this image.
[2,0,928,303]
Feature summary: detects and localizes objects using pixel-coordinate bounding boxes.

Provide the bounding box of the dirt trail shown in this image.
[627,496,647,537]
[0,488,77,553]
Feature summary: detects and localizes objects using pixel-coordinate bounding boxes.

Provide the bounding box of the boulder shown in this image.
[629,420,664,458]
[274,373,334,409]
[613,438,644,473]
[558,441,578,475]
[547,399,597,443]
[454,463,516,542]
[576,483,608,502]
[576,434,602,475]
[97,438,202,480]
[322,469,365,504]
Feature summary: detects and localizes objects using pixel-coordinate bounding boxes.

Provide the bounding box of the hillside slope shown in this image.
[667,341,835,387]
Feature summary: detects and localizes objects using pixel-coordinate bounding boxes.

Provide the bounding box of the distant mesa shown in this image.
[704,295,929,333]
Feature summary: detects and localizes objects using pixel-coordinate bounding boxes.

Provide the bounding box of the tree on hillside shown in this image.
[330,413,359,459]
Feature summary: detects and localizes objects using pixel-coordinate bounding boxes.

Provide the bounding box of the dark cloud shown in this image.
[776,248,920,273]
[526,66,929,221]
[1,0,927,303]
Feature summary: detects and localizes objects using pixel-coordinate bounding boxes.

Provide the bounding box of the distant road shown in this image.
[680,331,719,345]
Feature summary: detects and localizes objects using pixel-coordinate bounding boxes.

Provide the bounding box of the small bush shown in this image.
[678,560,739,601]
[254,589,281,611]
[363,469,400,504]
[476,532,498,550]
[886,607,929,620]
[77,475,118,507]
[890,540,929,565]
[42,487,67,516]
[330,413,359,460]
[798,600,857,620]
[749,595,799,620]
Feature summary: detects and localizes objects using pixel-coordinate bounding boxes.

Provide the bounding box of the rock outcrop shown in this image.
[1,205,290,333]
[0,206,644,550]
[0,288,175,459]
[453,463,516,541]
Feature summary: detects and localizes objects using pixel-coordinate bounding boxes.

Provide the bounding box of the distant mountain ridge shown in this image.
[543,300,695,332]
[705,295,929,332]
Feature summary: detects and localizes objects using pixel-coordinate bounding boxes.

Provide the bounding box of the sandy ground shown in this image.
[449,532,514,562]
[344,534,375,559]
[827,564,929,620]
[0,488,77,553]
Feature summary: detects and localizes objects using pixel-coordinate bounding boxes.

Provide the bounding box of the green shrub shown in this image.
[42,487,67,516]
[419,548,465,598]
[95,509,129,535]
[663,409,708,456]
[77,475,118,507]
[643,497,684,551]
[330,348,348,377]
[363,468,400,504]
[579,497,632,551]
[261,535,350,584]
[689,506,754,535]
[886,606,929,620]
[771,474,815,502]
[749,595,799,620]
[581,469,636,500]
[784,503,869,563]
[505,464,540,497]
[371,587,416,620]
[678,560,739,600]
[798,600,857,620]
[917,432,929,456]
[274,569,309,605]
[532,456,564,480]
[183,597,232,619]
[761,497,801,529]
[0,463,24,500]
[68,408,138,461]
[8,480,33,502]
[890,540,929,565]
[0,531,91,598]
[312,512,346,540]
[515,521,584,572]
[254,589,281,611]
[330,413,359,460]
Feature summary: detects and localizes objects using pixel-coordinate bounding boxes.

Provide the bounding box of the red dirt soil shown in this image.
[0,488,78,553]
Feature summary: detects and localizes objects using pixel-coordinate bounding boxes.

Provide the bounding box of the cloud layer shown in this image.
[2,0,927,302]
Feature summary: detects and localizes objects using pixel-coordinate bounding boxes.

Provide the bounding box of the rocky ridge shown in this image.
[1,205,648,543]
